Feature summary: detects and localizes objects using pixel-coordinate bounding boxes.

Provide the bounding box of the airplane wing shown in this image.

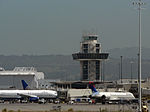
[17,93,38,98]
[17,93,37,97]
[92,91,99,97]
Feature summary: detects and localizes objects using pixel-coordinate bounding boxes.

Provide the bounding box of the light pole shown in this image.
[120,56,123,83]
[130,61,134,83]
[133,0,145,112]
[118,63,120,80]
[103,61,105,82]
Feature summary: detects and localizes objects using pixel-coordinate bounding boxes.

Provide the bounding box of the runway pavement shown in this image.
[0,103,138,112]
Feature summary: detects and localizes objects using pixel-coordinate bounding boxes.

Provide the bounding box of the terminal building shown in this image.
[0,67,44,89]
[72,34,109,81]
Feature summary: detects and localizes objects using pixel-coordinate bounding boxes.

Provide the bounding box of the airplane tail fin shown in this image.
[89,81,98,93]
[21,80,29,90]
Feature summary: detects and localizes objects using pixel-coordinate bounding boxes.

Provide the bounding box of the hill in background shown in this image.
[108,47,150,59]
[0,47,150,81]
[0,55,80,81]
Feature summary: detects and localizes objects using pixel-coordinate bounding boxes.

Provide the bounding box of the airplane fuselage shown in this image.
[92,91,135,100]
[0,90,57,99]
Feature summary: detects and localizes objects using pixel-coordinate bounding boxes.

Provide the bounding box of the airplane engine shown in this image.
[101,95,106,104]
[29,97,39,101]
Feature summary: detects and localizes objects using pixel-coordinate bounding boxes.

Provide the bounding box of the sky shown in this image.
[0,0,149,55]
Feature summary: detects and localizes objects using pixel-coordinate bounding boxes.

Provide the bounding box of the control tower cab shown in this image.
[72,34,109,81]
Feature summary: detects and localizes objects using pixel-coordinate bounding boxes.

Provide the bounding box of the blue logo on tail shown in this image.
[21,80,28,90]
[89,81,98,93]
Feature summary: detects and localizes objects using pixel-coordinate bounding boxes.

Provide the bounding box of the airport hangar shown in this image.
[0,67,44,89]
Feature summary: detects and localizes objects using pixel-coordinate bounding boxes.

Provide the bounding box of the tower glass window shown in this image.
[82,61,88,80]
[96,61,100,65]
[83,74,88,80]
[96,61,100,80]
[96,74,100,80]
[83,49,88,53]
[96,44,100,47]
[83,44,88,49]
[96,49,99,53]
[83,61,88,64]
[89,36,97,40]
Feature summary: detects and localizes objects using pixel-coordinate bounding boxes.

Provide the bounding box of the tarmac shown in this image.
[0,103,140,112]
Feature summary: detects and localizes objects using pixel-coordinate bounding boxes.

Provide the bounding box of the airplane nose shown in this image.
[54,92,57,96]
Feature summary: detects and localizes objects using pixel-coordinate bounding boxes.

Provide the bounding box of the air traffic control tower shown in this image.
[72,34,109,81]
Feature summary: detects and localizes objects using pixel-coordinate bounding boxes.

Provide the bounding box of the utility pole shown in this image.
[120,56,123,83]
[130,61,134,83]
[118,63,120,80]
[103,61,105,82]
[133,0,145,111]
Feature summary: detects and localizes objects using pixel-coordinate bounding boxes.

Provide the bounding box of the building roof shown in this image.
[0,67,41,76]
[0,71,35,75]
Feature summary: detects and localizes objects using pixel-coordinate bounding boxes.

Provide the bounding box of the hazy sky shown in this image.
[0,0,149,55]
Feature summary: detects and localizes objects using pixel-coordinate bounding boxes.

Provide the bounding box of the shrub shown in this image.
[2,108,7,112]
[8,110,14,112]
[68,108,74,112]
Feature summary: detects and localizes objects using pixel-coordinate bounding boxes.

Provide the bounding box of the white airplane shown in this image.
[89,82,135,104]
[0,90,57,101]
[0,80,57,102]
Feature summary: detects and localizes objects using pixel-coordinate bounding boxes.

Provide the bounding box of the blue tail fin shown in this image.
[89,81,98,93]
[21,80,28,90]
